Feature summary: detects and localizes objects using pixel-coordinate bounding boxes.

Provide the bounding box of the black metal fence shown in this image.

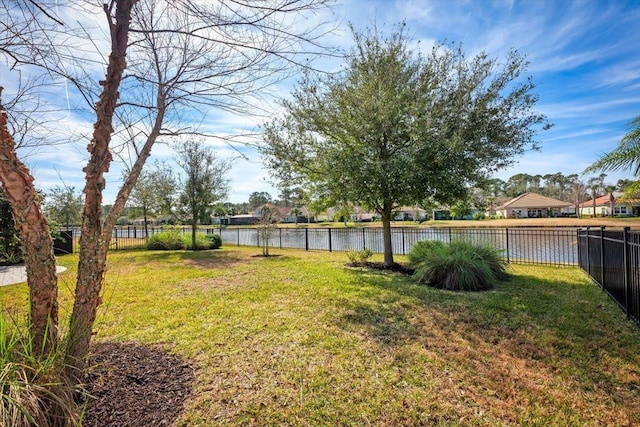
[60,225,580,266]
[59,224,640,326]
[577,227,640,325]
[217,226,579,266]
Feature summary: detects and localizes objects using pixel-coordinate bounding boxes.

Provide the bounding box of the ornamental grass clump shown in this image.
[408,240,509,291]
[1,317,81,427]
[346,248,373,266]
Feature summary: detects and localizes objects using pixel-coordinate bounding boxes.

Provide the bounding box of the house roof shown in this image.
[580,192,640,207]
[496,192,571,210]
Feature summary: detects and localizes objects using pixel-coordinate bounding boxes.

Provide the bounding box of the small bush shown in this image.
[183,233,221,250]
[472,211,486,220]
[408,240,509,291]
[346,248,373,266]
[146,230,185,250]
[206,234,222,249]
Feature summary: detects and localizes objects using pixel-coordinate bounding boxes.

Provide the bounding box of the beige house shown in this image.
[495,192,571,219]
[579,192,640,217]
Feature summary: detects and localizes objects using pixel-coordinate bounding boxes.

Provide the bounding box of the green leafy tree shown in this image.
[0,189,21,264]
[175,140,231,250]
[503,173,534,197]
[127,160,177,236]
[248,191,272,210]
[263,24,549,266]
[43,185,83,230]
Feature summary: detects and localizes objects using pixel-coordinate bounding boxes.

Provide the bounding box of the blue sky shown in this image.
[4,0,640,204]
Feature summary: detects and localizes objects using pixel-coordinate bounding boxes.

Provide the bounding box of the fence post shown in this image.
[576,228,581,268]
[114,227,118,250]
[305,228,309,251]
[362,227,366,250]
[505,228,510,264]
[237,228,240,246]
[600,226,606,289]
[623,227,631,319]
[328,228,332,252]
[586,227,591,278]
[279,228,282,249]
[448,227,452,243]
[402,227,405,255]
[257,228,260,248]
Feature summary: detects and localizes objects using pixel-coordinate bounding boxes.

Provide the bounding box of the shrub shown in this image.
[346,248,373,266]
[146,230,185,250]
[472,211,485,220]
[206,233,222,249]
[408,240,509,291]
[183,233,222,250]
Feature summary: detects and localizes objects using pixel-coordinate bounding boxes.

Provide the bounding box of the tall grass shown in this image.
[0,315,81,427]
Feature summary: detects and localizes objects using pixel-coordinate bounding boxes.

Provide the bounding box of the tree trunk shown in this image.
[610,193,615,217]
[143,204,149,238]
[65,0,135,378]
[192,211,197,250]
[381,203,394,267]
[0,100,58,357]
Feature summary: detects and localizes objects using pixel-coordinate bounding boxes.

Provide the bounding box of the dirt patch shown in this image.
[348,261,415,275]
[82,342,194,427]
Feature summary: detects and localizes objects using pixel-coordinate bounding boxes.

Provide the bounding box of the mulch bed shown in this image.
[349,261,415,275]
[82,342,195,427]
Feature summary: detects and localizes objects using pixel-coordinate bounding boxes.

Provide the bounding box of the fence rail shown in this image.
[577,227,640,325]
[61,225,580,267]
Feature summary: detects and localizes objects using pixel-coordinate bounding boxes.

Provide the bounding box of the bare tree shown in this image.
[1,0,335,388]
[257,204,279,256]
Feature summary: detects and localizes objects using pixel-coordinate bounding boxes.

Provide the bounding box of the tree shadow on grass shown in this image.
[336,266,640,401]
[82,341,195,427]
[143,248,250,269]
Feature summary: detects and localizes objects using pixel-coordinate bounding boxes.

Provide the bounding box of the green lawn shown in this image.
[2,247,640,426]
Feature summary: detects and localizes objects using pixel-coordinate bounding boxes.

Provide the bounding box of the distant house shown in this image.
[394,206,427,221]
[350,206,376,222]
[579,192,640,217]
[280,206,312,223]
[218,214,259,226]
[495,192,571,219]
